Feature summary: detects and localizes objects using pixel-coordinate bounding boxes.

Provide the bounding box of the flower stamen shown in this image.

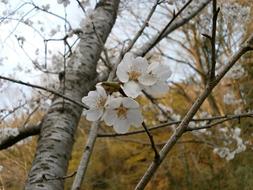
[128,71,141,81]
[116,104,128,119]
[96,97,106,108]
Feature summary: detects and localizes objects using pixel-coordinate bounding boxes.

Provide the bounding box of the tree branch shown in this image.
[0,75,88,109]
[0,123,41,150]
[140,0,193,57]
[135,0,212,56]
[135,35,253,190]
[71,122,99,190]
[98,112,253,138]
[206,0,220,83]
[142,122,160,161]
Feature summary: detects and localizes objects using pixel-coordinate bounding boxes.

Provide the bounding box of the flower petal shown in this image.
[116,63,129,83]
[122,97,139,109]
[139,73,157,86]
[123,52,135,64]
[113,118,130,134]
[103,109,117,126]
[144,81,168,97]
[127,109,143,127]
[82,94,98,107]
[132,57,149,73]
[96,85,107,98]
[149,63,171,81]
[116,53,135,83]
[86,109,103,121]
[105,96,122,109]
[122,81,142,98]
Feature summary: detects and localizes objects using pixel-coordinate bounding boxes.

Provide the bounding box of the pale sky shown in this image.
[0,0,197,110]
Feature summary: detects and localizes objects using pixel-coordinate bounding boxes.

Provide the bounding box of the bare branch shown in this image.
[135,0,212,57]
[208,0,220,83]
[135,35,253,190]
[0,75,88,109]
[124,0,160,53]
[29,2,72,29]
[142,122,160,161]
[71,122,99,190]
[0,124,41,150]
[141,0,193,56]
[98,112,253,138]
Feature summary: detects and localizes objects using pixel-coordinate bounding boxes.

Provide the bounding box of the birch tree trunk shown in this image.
[25,1,119,189]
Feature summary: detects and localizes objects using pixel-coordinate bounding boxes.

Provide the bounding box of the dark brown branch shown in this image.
[142,122,160,161]
[0,124,41,150]
[75,0,86,14]
[141,0,193,56]
[186,113,253,131]
[112,137,215,147]
[0,75,88,109]
[98,112,253,137]
[135,35,253,190]
[209,0,220,82]
[124,0,160,53]
[142,90,173,121]
[1,112,252,151]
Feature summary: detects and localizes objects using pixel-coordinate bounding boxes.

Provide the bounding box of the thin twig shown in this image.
[111,137,215,148]
[135,35,253,190]
[75,0,86,14]
[29,2,72,29]
[142,122,160,161]
[71,122,100,190]
[1,112,252,151]
[98,112,253,138]
[0,101,28,122]
[141,0,193,56]
[0,2,30,23]
[124,0,160,53]
[22,105,40,127]
[0,75,88,109]
[107,0,160,80]
[142,90,173,121]
[0,123,42,150]
[209,0,220,83]
[3,7,36,43]
[135,0,212,57]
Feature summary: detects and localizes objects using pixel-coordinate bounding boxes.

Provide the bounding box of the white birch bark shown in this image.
[25,1,120,189]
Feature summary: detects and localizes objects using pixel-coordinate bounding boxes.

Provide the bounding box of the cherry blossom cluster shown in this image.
[223,91,242,105]
[57,0,70,7]
[82,53,171,134]
[0,0,8,5]
[57,0,90,7]
[213,127,246,161]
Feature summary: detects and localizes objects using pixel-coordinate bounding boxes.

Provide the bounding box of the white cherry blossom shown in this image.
[57,0,70,7]
[116,52,149,98]
[82,85,107,121]
[141,62,171,97]
[103,97,143,134]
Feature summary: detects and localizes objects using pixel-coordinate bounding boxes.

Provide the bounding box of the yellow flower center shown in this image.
[116,104,128,119]
[128,70,141,81]
[96,97,106,108]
